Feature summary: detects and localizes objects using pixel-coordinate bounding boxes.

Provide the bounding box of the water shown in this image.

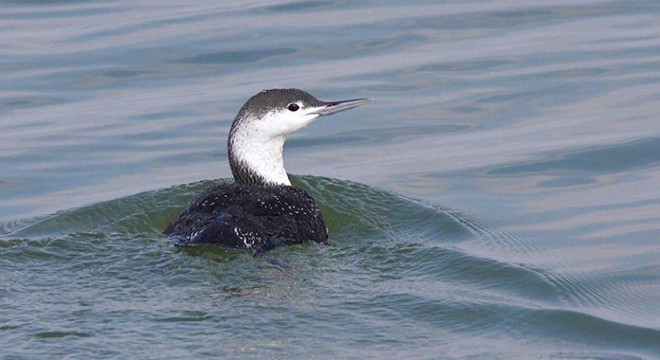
[1,0,659,359]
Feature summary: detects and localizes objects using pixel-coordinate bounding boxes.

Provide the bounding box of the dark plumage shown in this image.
[165,183,327,252]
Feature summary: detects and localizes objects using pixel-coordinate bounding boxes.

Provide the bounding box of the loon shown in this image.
[165,88,370,252]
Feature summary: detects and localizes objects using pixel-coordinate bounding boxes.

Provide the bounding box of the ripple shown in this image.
[179,48,297,65]
[154,311,213,323]
[34,330,92,339]
[263,0,335,13]
[489,137,660,179]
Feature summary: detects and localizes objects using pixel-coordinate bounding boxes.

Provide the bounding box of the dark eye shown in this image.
[287,103,299,112]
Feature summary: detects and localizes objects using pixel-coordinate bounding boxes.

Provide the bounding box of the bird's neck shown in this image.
[227,126,291,186]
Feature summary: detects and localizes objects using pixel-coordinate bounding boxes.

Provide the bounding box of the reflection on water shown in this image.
[1,0,659,358]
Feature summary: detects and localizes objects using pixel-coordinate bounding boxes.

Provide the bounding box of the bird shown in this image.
[165,88,371,252]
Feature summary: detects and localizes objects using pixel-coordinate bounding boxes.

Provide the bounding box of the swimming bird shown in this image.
[165,88,370,252]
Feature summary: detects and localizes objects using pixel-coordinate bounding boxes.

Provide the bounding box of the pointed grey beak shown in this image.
[314,97,372,116]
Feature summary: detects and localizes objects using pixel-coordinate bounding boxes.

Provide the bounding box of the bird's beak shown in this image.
[313,98,372,116]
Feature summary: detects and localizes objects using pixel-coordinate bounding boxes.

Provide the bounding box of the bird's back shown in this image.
[164,182,328,252]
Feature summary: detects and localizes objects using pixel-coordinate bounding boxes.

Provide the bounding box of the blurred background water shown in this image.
[1,1,659,359]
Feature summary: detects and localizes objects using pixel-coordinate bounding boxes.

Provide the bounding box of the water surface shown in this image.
[1,1,659,359]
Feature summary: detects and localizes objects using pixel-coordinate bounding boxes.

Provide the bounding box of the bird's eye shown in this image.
[287,103,300,112]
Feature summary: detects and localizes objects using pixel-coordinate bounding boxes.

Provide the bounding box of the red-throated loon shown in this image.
[165,89,371,252]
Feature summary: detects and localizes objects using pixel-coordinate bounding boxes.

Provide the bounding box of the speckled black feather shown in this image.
[164,183,328,252]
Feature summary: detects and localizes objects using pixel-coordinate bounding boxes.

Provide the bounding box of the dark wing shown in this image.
[164,184,327,251]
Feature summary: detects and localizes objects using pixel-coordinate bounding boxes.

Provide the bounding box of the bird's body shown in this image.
[164,183,327,251]
[165,88,369,252]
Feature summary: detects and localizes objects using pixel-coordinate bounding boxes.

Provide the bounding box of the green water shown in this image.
[6,176,656,358]
[1,0,659,359]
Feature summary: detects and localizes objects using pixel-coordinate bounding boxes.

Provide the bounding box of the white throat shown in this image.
[228,108,320,186]
[231,126,290,185]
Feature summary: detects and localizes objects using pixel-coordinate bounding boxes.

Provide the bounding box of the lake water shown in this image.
[1,1,659,359]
